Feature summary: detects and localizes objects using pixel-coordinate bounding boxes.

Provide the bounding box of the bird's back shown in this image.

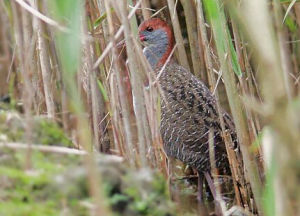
[158,62,237,174]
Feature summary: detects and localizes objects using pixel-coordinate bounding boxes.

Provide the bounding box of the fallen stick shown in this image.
[0,142,86,155]
[0,142,124,162]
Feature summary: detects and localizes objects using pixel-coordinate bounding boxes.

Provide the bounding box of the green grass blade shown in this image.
[203,0,242,77]
[97,79,109,102]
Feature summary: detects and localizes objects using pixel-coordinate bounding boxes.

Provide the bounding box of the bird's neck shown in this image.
[143,38,173,70]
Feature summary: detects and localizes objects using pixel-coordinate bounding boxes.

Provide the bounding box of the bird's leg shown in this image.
[166,157,174,200]
[197,171,204,203]
[167,157,172,181]
[204,172,217,199]
[204,172,224,215]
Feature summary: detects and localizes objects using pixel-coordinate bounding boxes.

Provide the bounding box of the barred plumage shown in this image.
[158,62,236,174]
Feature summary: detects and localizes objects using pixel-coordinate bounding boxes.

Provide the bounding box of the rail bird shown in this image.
[138,18,247,204]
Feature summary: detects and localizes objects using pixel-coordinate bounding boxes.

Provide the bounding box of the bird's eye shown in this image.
[146,26,153,32]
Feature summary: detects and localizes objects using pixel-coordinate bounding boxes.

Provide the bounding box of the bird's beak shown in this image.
[139,34,146,42]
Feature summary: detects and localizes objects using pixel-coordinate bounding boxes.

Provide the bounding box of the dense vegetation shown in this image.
[0,0,299,215]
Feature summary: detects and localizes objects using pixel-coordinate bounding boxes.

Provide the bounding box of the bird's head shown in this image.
[138,18,174,47]
[138,18,174,68]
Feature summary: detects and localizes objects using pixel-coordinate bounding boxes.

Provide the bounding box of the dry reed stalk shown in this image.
[195,0,216,90]
[0,142,85,155]
[202,0,262,211]
[241,45,263,138]
[294,5,300,93]
[45,1,112,214]
[46,26,69,131]
[94,0,118,153]
[273,0,293,100]
[11,2,35,170]
[13,0,68,32]
[92,0,142,70]
[81,3,108,153]
[131,33,162,169]
[141,0,152,19]
[166,0,190,70]
[180,0,205,79]
[23,16,40,116]
[0,3,9,62]
[222,23,263,212]
[109,73,127,157]
[104,0,138,165]
[22,3,40,170]
[0,3,11,97]
[230,19,261,155]
[33,1,56,119]
[92,4,143,162]
[195,0,244,207]
[208,129,227,215]
[236,0,300,215]
[128,0,139,35]
[128,2,157,166]
[117,0,153,167]
[143,87,162,168]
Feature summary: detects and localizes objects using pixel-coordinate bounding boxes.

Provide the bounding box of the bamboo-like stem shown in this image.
[117,0,152,167]
[196,0,250,208]
[47,26,69,132]
[141,0,152,19]
[0,3,10,96]
[0,142,124,162]
[34,1,56,119]
[81,6,108,152]
[125,1,154,164]
[48,1,112,214]
[11,2,35,170]
[0,142,85,156]
[219,29,262,212]
[128,0,139,35]
[131,34,162,168]
[13,0,68,32]
[208,129,227,214]
[195,0,214,89]
[22,2,38,171]
[230,20,259,140]
[203,0,263,212]
[180,0,205,78]
[166,0,190,71]
[94,0,116,153]
[237,1,300,215]
[273,0,293,100]
[92,0,142,68]
[231,19,262,162]
[104,0,137,165]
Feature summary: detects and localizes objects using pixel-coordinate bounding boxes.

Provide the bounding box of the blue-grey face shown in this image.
[140,29,169,69]
[140,29,168,47]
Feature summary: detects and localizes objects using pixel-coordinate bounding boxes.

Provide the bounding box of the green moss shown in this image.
[0,200,59,216]
[0,117,174,216]
[0,111,72,147]
[33,118,72,147]
[0,150,88,216]
[0,150,175,216]
[121,170,174,216]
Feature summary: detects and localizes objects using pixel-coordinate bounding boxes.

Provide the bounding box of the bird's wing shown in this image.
[160,63,238,148]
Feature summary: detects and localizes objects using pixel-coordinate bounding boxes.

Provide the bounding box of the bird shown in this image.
[138,18,248,204]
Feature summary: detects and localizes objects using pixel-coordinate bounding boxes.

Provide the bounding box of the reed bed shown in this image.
[0,0,299,215]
